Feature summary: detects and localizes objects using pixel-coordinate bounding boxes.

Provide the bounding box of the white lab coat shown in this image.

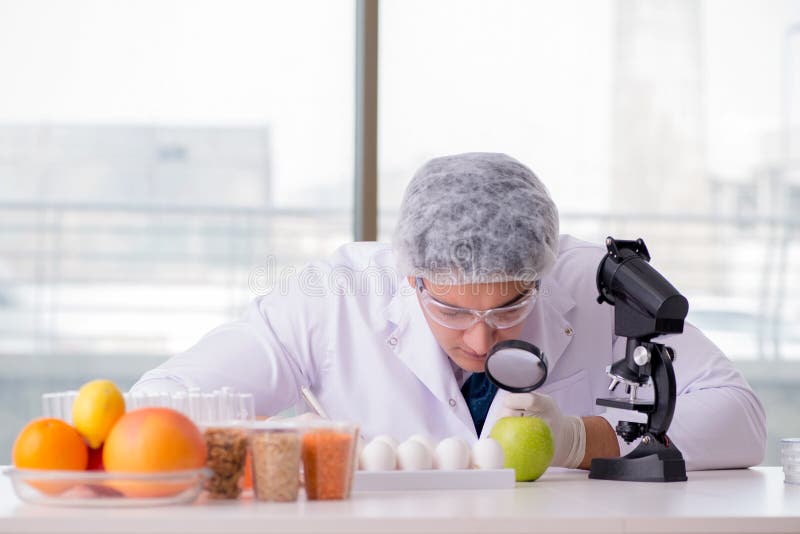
[132,235,766,470]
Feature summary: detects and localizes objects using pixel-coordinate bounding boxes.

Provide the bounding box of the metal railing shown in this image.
[0,201,351,357]
[0,201,798,361]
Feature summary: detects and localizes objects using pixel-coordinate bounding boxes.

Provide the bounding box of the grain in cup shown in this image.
[250,424,302,502]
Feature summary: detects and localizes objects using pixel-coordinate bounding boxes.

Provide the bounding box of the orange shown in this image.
[12,418,89,470]
[103,408,206,497]
[12,418,89,495]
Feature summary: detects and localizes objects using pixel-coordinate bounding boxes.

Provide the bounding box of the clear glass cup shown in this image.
[781,438,800,485]
[41,391,78,423]
[249,422,302,502]
[300,421,359,500]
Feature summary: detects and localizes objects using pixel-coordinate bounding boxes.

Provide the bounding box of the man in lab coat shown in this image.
[132,152,766,470]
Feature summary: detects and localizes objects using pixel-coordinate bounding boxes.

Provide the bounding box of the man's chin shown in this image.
[453,355,487,373]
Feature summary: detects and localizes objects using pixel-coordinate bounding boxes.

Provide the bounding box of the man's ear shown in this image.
[407,276,415,288]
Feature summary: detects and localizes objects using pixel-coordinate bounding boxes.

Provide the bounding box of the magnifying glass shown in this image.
[485,340,548,392]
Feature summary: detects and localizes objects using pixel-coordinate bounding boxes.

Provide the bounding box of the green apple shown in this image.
[489,416,554,481]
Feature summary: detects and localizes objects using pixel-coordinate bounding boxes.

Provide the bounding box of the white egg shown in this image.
[408,434,435,454]
[471,438,505,469]
[396,439,434,470]
[359,439,397,471]
[372,434,399,451]
[434,437,471,470]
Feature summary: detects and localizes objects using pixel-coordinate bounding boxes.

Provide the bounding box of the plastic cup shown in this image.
[300,421,359,500]
[203,423,249,499]
[249,422,302,502]
[781,438,800,485]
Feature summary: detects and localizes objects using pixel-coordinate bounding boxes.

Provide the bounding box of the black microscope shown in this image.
[485,236,690,482]
[589,237,689,482]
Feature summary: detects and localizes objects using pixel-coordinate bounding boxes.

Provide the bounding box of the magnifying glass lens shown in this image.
[485,340,548,393]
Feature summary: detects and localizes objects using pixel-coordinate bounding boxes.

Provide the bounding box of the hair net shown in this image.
[392,152,559,284]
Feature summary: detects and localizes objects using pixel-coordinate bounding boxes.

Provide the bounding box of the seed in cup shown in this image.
[204,427,248,499]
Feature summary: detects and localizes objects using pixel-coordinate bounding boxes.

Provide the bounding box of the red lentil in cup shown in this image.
[300,422,359,500]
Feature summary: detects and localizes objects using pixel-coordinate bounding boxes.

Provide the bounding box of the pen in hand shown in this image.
[300,385,367,443]
[300,386,329,419]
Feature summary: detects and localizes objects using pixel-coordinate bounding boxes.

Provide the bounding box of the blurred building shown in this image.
[611,0,706,215]
[0,124,274,357]
[0,124,272,206]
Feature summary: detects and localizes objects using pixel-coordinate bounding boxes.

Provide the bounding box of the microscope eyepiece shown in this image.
[596,237,688,339]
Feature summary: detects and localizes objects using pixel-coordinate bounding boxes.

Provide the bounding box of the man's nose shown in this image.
[463,319,496,356]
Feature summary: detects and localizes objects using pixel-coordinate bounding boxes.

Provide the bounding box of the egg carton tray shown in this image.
[352,468,515,491]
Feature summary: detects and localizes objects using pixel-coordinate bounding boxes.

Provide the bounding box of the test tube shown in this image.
[41,393,60,419]
[201,392,219,426]
[188,389,203,425]
[171,391,189,416]
[145,392,162,408]
[237,393,256,422]
[217,387,233,423]
[63,391,78,424]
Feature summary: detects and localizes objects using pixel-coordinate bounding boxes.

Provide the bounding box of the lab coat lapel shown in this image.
[522,280,576,375]
[382,280,476,435]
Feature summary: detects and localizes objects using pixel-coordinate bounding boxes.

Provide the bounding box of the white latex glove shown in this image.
[500,392,586,469]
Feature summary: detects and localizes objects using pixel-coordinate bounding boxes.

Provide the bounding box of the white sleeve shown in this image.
[600,323,766,470]
[130,263,332,417]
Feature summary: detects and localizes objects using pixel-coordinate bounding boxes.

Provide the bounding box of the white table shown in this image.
[1,467,798,533]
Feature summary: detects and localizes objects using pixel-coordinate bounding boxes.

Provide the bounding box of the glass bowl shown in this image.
[4,467,211,507]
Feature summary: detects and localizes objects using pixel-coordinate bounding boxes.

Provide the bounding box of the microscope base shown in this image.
[589,433,687,482]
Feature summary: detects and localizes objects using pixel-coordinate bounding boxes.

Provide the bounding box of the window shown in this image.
[0,0,354,456]
[1,0,797,466]
[378,0,800,464]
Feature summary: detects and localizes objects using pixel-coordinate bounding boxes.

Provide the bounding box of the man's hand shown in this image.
[500,392,586,469]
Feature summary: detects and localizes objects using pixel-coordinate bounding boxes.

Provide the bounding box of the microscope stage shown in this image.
[596,397,655,413]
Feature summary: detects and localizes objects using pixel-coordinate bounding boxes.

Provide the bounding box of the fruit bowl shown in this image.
[3,467,211,507]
